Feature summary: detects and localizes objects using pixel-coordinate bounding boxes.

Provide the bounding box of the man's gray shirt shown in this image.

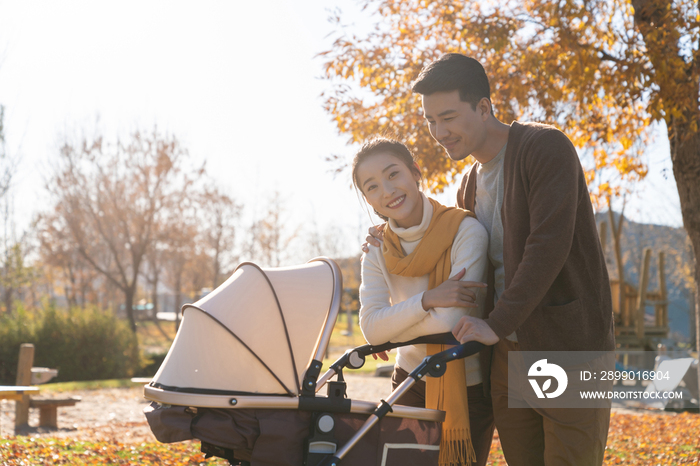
[474,143,517,341]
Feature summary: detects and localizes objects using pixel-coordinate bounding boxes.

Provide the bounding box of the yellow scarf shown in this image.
[383,197,477,466]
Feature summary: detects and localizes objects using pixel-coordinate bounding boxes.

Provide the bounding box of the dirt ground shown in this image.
[0,374,393,443]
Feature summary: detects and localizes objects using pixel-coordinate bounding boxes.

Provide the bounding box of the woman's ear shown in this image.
[412,162,422,184]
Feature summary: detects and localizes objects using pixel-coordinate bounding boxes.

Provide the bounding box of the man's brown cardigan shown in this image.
[458,121,615,355]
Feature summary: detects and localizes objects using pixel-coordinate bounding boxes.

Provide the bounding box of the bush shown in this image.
[135,351,168,377]
[0,305,140,384]
[0,305,40,385]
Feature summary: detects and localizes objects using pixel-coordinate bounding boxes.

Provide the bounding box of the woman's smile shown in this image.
[387,195,406,208]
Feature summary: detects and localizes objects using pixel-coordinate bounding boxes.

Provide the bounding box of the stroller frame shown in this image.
[144,257,484,465]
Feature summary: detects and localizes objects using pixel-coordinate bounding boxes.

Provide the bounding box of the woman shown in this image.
[353,137,494,466]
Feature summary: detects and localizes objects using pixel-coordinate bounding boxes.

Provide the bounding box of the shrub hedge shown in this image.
[0,305,141,384]
[135,351,168,377]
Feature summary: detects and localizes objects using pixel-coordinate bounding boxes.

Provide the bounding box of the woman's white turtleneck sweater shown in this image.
[359,193,489,386]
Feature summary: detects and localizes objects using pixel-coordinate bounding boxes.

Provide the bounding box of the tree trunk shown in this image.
[150,275,172,342]
[213,247,221,289]
[80,283,87,308]
[3,286,13,314]
[66,266,78,308]
[174,273,182,333]
[124,288,137,332]
[669,130,700,378]
[63,284,74,308]
[150,275,159,318]
[632,0,700,389]
[152,291,158,316]
[695,271,700,398]
[689,289,696,350]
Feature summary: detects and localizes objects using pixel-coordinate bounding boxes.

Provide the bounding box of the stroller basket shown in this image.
[144,257,482,466]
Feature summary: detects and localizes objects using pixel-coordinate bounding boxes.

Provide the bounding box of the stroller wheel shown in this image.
[201,441,250,466]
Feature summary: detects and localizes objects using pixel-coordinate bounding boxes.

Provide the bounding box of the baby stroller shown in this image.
[144,257,483,466]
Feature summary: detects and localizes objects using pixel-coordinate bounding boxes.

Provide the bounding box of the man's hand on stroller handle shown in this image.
[370,349,390,361]
[452,315,499,345]
[421,268,486,310]
[361,224,385,253]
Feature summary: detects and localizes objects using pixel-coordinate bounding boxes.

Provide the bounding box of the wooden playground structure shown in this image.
[600,210,669,349]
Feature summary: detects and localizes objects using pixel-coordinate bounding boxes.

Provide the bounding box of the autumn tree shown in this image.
[0,241,34,314]
[141,215,177,339]
[321,0,700,353]
[305,220,348,262]
[245,191,300,267]
[143,237,165,319]
[0,106,27,314]
[160,203,201,331]
[36,211,103,309]
[183,248,213,302]
[0,105,17,201]
[197,185,241,288]
[43,129,201,331]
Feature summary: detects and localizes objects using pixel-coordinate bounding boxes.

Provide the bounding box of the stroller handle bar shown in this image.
[355,331,461,355]
[323,339,487,465]
[316,332,466,392]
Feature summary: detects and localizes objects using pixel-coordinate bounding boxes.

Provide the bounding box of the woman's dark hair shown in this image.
[411,53,490,110]
[351,137,420,192]
[351,137,421,221]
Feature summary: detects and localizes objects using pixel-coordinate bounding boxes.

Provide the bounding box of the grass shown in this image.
[0,436,228,465]
[5,414,699,465]
[38,378,140,393]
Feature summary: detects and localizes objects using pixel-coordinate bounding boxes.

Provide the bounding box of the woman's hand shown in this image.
[421,268,487,310]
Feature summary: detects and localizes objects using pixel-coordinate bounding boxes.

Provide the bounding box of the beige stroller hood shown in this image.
[150,257,341,398]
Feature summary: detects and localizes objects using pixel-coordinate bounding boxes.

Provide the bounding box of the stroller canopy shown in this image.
[151,258,340,397]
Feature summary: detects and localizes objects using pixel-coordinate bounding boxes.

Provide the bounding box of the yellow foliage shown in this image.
[319,0,700,203]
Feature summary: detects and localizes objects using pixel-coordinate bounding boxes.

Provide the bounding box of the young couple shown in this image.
[351,54,615,466]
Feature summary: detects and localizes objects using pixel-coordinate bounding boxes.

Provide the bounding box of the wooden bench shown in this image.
[13,343,81,431]
[0,386,40,434]
[29,397,82,428]
[0,386,40,402]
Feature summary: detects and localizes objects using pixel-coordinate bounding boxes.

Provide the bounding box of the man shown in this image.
[366,53,614,465]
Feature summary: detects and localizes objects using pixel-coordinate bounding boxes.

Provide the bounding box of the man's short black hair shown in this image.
[412,53,491,109]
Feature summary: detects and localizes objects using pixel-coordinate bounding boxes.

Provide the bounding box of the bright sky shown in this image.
[0,0,684,260]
